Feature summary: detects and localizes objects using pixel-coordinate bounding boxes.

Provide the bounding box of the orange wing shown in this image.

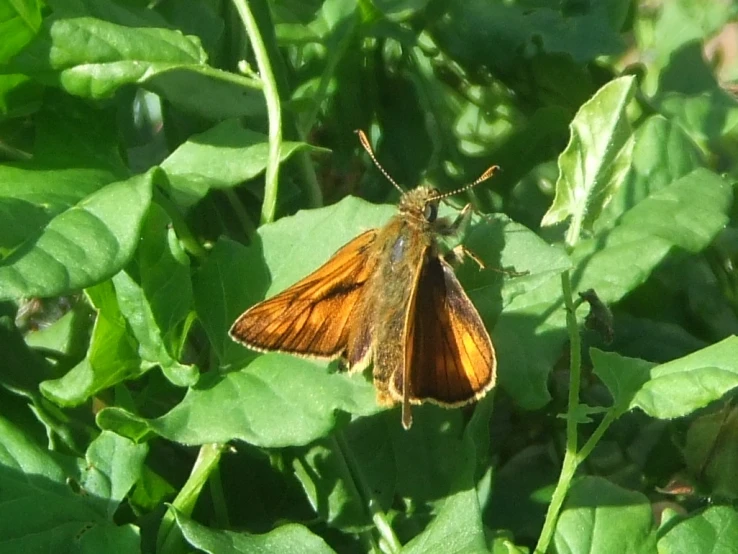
[230,230,378,358]
[399,256,496,406]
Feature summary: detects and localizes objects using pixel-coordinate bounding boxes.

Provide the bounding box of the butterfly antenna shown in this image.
[429,165,500,202]
[355,130,405,194]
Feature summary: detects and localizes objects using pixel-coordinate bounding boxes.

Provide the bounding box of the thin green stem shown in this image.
[158,443,226,554]
[562,272,582,454]
[209,465,230,528]
[564,213,583,248]
[577,410,617,463]
[232,0,283,224]
[534,270,583,554]
[198,64,263,90]
[535,449,578,553]
[334,433,402,553]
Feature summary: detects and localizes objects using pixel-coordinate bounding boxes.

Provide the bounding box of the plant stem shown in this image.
[157,443,226,554]
[232,0,283,224]
[334,433,402,553]
[562,272,582,455]
[535,449,578,553]
[577,410,617,462]
[534,270,583,553]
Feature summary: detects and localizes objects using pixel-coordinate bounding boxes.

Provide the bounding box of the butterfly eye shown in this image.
[424,202,438,222]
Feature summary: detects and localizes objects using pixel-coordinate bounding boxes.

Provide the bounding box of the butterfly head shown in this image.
[399,187,441,223]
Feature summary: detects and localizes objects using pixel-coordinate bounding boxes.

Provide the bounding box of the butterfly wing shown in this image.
[230,229,379,358]
[401,256,496,406]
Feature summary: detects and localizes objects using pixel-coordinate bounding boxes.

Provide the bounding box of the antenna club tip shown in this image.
[481,164,501,180]
[355,129,371,149]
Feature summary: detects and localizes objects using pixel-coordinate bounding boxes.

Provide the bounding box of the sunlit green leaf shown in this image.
[542,76,636,235]
[0,170,155,300]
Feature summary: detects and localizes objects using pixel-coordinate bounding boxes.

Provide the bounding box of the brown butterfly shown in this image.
[230,131,497,429]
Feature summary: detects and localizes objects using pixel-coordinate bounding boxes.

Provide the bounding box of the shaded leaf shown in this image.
[0,0,43,62]
[0,416,141,554]
[0,165,117,254]
[683,405,738,500]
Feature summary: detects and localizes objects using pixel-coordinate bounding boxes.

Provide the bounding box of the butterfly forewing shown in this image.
[229,229,379,358]
[402,256,496,405]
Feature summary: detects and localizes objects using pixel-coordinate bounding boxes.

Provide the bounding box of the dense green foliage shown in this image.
[1,0,738,552]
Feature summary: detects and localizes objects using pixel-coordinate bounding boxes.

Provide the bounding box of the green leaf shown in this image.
[396,402,489,554]
[683,405,738,499]
[593,338,738,421]
[654,42,738,146]
[0,416,141,554]
[292,437,370,531]
[40,281,143,406]
[10,16,204,93]
[542,76,636,235]
[478,168,730,410]
[572,168,732,301]
[24,302,92,362]
[113,205,197,387]
[96,356,380,448]
[657,506,738,553]
[0,0,43,62]
[174,509,336,554]
[9,16,265,119]
[650,0,738,65]
[591,348,655,417]
[433,1,623,76]
[161,119,321,209]
[595,115,704,232]
[192,239,263,369]
[0,165,117,254]
[631,336,738,420]
[79,431,148,518]
[32,91,128,173]
[0,169,155,300]
[553,476,656,554]
[400,485,488,554]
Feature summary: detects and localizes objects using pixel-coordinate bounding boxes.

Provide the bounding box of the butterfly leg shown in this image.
[438,203,474,237]
[446,244,486,269]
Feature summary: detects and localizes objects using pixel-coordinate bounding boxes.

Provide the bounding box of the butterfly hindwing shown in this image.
[401,256,496,405]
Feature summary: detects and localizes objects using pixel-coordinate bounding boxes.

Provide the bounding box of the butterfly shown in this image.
[230,130,497,429]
